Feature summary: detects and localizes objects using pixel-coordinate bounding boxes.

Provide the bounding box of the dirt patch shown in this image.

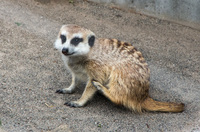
[0,0,199,131]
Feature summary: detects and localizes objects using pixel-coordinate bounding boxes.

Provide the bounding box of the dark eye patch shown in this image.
[70,37,83,46]
[60,35,66,44]
[88,35,95,47]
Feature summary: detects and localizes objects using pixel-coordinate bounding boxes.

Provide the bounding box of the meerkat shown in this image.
[54,24,184,113]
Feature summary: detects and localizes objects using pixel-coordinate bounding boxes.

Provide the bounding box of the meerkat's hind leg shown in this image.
[56,73,78,94]
[92,80,119,105]
[91,80,104,92]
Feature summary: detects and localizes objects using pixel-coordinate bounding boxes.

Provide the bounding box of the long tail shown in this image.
[141,97,184,113]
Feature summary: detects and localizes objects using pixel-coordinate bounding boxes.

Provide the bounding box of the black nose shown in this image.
[62,48,68,55]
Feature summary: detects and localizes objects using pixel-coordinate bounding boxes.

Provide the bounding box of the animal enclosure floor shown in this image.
[0,0,199,131]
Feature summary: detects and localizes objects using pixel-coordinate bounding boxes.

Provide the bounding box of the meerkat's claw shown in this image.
[55,89,73,94]
[64,101,82,107]
[91,80,103,91]
[55,89,65,94]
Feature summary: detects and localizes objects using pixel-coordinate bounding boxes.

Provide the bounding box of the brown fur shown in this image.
[87,38,184,113]
[55,25,184,113]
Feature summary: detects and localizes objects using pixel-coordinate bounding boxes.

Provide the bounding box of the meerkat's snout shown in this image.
[62,48,68,55]
[62,48,75,56]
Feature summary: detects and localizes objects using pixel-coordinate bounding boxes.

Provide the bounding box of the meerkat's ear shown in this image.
[88,35,95,47]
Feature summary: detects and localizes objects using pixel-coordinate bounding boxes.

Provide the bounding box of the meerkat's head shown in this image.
[54,24,95,56]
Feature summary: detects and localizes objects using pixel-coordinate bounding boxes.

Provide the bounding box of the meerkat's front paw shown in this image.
[55,88,74,94]
[64,101,83,107]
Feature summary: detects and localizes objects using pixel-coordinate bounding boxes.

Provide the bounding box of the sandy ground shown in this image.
[0,0,200,132]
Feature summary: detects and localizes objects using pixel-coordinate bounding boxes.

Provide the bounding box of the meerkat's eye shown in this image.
[88,35,95,47]
[60,35,66,44]
[70,37,83,46]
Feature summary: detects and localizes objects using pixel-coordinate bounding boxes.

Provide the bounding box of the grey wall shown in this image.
[89,0,200,29]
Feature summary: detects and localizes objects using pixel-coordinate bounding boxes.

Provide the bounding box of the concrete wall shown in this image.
[89,0,200,30]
